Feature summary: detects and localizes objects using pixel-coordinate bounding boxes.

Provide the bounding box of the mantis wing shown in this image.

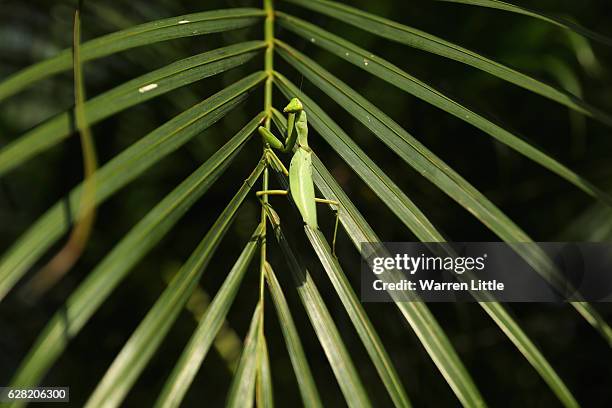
[289,148,318,229]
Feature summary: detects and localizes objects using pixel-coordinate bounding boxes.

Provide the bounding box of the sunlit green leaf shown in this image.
[264,262,323,408]
[267,220,372,408]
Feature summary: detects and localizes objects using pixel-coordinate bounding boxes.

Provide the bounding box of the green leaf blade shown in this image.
[0,72,266,302]
[435,0,612,47]
[275,14,612,206]
[256,336,274,408]
[0,41,265,178]
[226,303,263,408]
[155,224,262,408]
[304,226,412,408]
[278,2,612,125]
[8,116,265,394]
[264,263,323,408]
[268,222,372,408]
[482,303,579,408]
[0,8,265,102]
[83,161,264,408]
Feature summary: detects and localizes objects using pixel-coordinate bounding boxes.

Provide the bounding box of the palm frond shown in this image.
[2,1,610,406]
[272,111,579,406]
[9,117,265,391]
[83,160,264,408]
[435,0,612,46]
[272,40,612,344]
[305,226,412,408]
[0,42,265,176]
[279,0,612,124]
[226,303,263,408]
[0,73,266,301]
[264,144,412,406]
[264,262,323,408]
[155,224,263,408]
[270,110,484,407]
[276,67,612,366]
[275,14,612,205]
[267,217,373,408]
[0,8,265,101]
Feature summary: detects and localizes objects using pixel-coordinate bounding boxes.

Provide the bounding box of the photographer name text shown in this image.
[372,279,504,292]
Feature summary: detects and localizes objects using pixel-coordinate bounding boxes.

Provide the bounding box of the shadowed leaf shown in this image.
[0,41,265,177]
[278,1,612,125]
[83,162,264,408]
[0,72,265,301]
[8,117,265,397]
[155,224,263,408]
[0,8,265,101]
[275,14,612,206]
[435,0,612,46]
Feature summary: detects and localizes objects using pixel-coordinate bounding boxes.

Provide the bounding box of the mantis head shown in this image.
[283,98,303,113]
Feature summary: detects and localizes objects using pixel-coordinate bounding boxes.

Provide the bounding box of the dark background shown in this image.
[1,0,612,406]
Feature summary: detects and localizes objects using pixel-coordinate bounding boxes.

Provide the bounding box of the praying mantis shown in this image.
[257,97,341,253]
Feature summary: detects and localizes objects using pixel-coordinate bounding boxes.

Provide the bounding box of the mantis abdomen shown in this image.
[289,146,317,228]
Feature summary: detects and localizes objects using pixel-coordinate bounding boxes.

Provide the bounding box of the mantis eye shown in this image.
[283,97,303,113]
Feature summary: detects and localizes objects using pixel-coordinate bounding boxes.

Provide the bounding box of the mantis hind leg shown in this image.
[256,191,341,255]
[264,148,288,176]
[256,191,286,229]
[315,198,340,256]
[256,189,288,197]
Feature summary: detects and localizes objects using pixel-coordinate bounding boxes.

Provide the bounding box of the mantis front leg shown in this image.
[258,98,303,153]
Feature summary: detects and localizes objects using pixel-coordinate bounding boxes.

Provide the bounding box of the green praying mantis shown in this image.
[257,97,341,253]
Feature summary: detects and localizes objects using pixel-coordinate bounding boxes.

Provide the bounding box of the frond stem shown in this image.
[259,0,275,330]
[263,0,275,126]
